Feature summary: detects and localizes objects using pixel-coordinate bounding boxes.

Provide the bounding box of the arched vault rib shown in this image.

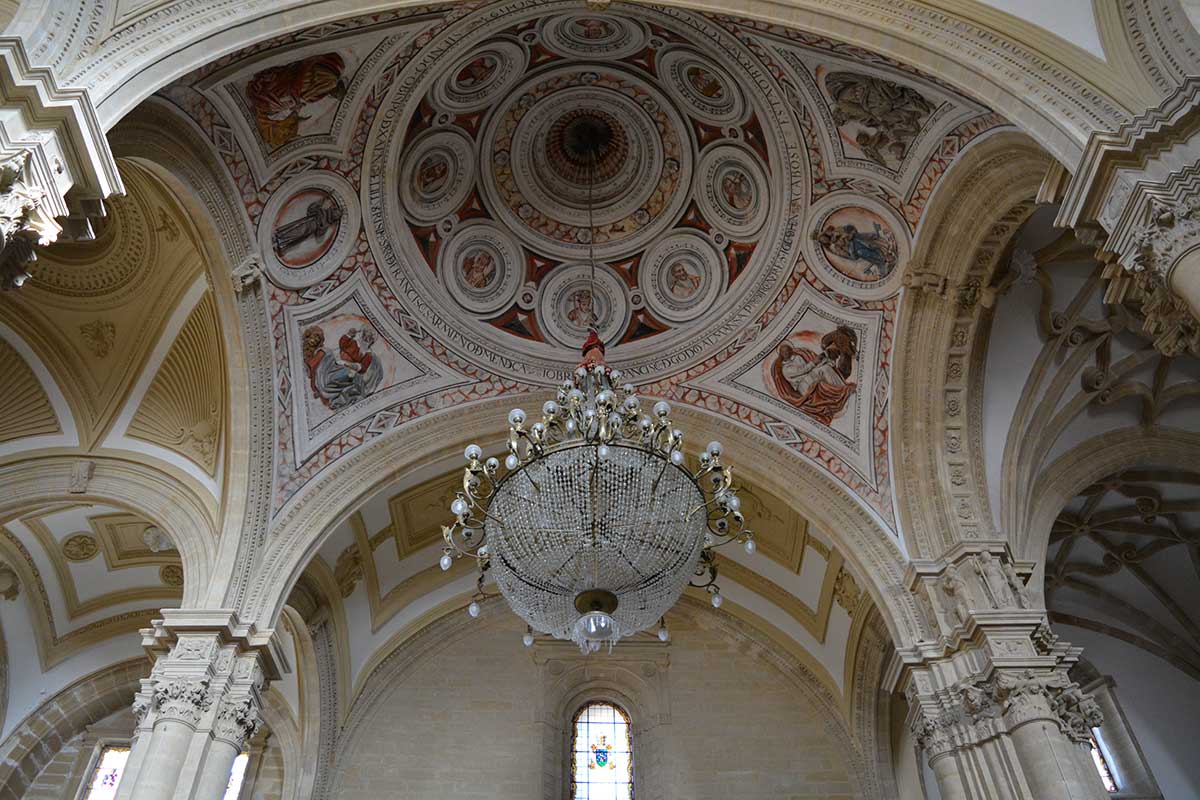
[891,130,1049,557]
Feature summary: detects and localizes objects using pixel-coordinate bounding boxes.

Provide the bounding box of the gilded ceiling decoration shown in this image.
[0,337,59,444]
[128,291,225,475]
[162,0,1010,529]
[1047,469,1200,681]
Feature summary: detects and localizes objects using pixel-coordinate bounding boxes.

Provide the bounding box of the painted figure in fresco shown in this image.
[566,288,596,328]
[456,55,497,89]
[815,220,897,277]
[770,326,858,425]
[824,71,935,166]
[272,196,343,257]
[246,53,348,150]
[461,248,496,289]
[721,170,753,211]
[574,18,612,40]
[414,155,450,196]
[686,66,724,99]
[666,261,702,298]
[302,324,383,410]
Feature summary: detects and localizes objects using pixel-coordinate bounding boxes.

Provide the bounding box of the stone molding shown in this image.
[0,37,122,288]
[1057,78,1200,353]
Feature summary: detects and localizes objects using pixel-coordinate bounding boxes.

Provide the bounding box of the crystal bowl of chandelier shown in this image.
[440,360,755,654]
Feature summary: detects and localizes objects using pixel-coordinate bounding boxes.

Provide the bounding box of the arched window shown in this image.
[571,701,633,800]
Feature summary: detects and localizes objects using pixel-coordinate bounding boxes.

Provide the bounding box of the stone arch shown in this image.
[0,454,218,614]
[891,130,1051,558]
[107,97,276,611]
[0,658,146,799]
[10,0,1140,167]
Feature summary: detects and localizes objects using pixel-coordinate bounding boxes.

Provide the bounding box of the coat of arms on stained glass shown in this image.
[590,735,616,770]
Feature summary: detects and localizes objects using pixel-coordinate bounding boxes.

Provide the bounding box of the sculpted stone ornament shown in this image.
[152,677,213,725]
[232,255,264,295]
[0,155,58,291]
[973,552,1015,609]
[212,696,261,748]
[938,564,971,627]
[0,561,19,600]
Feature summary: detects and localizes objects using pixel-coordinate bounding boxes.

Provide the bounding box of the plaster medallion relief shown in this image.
[62,533,99,562]
[258,172,360,289]
[160,564,185,587]
[79,320,116,359]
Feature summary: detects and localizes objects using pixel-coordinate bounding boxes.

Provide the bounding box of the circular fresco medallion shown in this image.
[659,48,747,124]
[439,221,524,315]
[537,264,631,348]
[431,39,527,112]
[695,144,770,240]
[806,197,909,298]
[480,65,691,260]
[540,12,648,60]
[638,231,726,324]
[399,128,476,225]
[258,171,361,289]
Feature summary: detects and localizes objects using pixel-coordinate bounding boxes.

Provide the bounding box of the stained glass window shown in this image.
[222,752,250,800]
[1089,730,1118,792]
[80,746,130,800]
[571,702,633,800]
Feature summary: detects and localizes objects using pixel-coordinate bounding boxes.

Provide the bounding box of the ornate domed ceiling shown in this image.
[162,0,1011,529]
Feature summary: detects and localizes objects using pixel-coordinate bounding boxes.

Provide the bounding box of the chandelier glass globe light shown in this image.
[437,112,754,653]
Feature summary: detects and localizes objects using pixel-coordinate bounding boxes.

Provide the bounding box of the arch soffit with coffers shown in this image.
[19,0,1142,167]
[891,130,1050,559]
[254,393,919,649]
[106,98,274,611]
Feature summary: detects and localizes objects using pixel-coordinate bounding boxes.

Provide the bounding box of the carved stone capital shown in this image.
[151,677,212,726]
[211,695,261,748]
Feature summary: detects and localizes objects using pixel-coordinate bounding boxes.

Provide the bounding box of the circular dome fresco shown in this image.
[367,1,807,381]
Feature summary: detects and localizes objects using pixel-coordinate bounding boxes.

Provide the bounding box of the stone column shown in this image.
[115,611,278,800]
[1056,77,1200,358]
[898,544,1108,800]
[0,40,123,289]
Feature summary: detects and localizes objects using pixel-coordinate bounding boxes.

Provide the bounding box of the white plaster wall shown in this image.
[1060,624,1200,800]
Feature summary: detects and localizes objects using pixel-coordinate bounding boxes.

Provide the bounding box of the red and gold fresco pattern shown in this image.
[162,6,1006,529]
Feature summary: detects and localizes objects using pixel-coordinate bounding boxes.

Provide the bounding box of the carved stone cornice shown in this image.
[1057,77,1200,353]
[0,37,123,289]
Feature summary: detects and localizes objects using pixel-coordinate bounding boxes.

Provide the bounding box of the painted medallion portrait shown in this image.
[666,260,702,299]
[686,65,724,99]
[721,169,754,211]
[573,17,614,40]
[413,153,451,197]
[813,207,899,282]
[271,189,343,269]
[460,247,497,290]
[455,55,498,89]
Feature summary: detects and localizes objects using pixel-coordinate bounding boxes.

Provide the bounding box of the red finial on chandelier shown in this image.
[579,326,606,367]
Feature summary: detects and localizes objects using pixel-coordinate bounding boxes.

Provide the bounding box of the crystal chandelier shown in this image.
[438,113,754,653]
